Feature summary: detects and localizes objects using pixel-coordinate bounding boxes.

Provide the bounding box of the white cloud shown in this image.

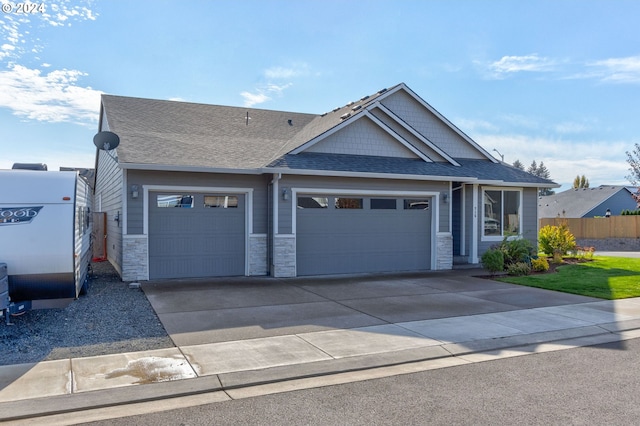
[42,1,97,27]
[240,63,310,107]
[240,91,271,107]
[585,55,640,83]
[0,65,102,125]
[264,66,298,79]
[241,83,294,107]
[264,64,309,79]
[485,54,557,79]
[554,121,590,134]
[0,1,101,126]
[0,1,97,61]
[473,132,630,190]
[265,82,292,95]
[454,118,499,133]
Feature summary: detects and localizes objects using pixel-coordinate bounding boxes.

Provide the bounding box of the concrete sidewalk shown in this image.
[3,269,640,422]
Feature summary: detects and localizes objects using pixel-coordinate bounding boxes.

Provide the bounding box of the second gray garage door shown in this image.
[148,192,245,279]
[296,195,432,276]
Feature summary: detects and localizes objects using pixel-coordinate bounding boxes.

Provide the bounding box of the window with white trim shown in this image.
[482,189,521,238]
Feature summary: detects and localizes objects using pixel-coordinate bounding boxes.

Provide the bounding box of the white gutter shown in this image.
[120,163,263,175]
[271,173,282,236]
[471,180,560,188]
[118,162,558,188]
[263,167,478,183]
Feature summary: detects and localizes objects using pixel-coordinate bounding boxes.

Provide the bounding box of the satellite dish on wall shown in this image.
[93,131,120,151]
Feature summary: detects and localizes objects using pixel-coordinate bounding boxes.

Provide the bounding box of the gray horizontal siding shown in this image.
[94,149,124,273]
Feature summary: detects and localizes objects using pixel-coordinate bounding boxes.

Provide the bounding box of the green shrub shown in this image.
[497,237,536,266]
[506,262,531,276]
[481,249,504,275]
[538,224,576,263]
[531,256,549,272]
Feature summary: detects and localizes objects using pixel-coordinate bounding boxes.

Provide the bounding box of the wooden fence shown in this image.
[539,216,640,239]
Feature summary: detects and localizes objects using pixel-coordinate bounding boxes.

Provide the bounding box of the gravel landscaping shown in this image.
[0,261,174,366]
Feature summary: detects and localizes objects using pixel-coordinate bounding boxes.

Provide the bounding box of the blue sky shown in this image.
[2,0,640,191]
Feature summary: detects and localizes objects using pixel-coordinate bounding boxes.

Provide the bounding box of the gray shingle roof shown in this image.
[100,86,556,186]
[102,95,317,169]
[538,186,634,218]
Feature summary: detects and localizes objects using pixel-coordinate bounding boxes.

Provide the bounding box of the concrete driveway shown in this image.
[6,268,640,418]
[142,270,598,348]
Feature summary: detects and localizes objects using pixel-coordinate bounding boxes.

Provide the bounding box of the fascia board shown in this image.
[371,102,460,166]
[93,101,106,187]
[119,162,262,175]
[263,166,476,182]
[388,83,498,163]
[475,180,560,188]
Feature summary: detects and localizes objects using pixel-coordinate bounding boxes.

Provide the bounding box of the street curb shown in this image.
[2,325,638,422]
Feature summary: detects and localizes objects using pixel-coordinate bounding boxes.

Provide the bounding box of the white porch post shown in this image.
[471,184,479,264]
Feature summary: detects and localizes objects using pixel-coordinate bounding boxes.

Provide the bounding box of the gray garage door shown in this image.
[149,192,245,279]
[296,196,432,276]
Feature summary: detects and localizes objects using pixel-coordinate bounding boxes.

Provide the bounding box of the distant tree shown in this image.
[572,175,590,189]
[528,160,554,196]
[512,159,525,170]
[528,160,551,179]
[625,143,640,207]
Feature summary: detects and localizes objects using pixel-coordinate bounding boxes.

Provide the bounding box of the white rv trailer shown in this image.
[0,170,92,307]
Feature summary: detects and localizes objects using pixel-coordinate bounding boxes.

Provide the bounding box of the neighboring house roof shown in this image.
[538,185,635,218]
[99,83,558,187]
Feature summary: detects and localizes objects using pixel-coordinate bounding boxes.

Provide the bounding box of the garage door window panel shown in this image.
[371,198,397,209]
[404,199,430,210]
[335,197,363,209]
[156,194,194,208]
[297,197,329,209]
[204,195,238,208]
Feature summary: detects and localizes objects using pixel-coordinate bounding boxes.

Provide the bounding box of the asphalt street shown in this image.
[28,336,640,425]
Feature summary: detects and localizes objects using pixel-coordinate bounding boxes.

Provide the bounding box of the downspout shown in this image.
[271,173,281,236]
[452,184,464,257]
[271,173,282,275]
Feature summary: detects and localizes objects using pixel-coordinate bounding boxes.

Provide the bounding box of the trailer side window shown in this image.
[77,206,90,235]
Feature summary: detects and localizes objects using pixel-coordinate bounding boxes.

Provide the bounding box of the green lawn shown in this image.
[497,256,640,299]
